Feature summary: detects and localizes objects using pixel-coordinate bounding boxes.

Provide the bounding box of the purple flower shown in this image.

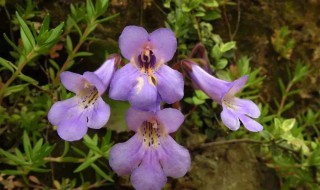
[109,108,190,190]
[183,60,263,132]
[109,26,184,110]
[48,58,117,141]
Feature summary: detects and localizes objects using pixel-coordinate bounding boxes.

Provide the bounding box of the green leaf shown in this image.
[16,12,35,49]
[195,90,209,100]
[281,118,296,132]
[18,74,39,85]
[220,41,236,52]
[23,131,32,161]
[91,163,113,182]
[0,149,26,165]
[74,51,93,58]
[0,170,24,175]
[4,84,28,97]
[74,155,100,173]
[0,57,15,72]
[66,35,73,53]
[216,58,228,69]
[86,0,95,20]
[97,13,120,23]
[39,15,50,34]
[3,33,20,53]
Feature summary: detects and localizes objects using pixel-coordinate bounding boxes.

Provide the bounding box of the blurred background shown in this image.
[0,0,319,189]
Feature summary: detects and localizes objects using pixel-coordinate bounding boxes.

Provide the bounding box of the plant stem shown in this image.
[277,81,294,116]
[53,24,93,85]
[0,50,37,104]
[44,156,85,163]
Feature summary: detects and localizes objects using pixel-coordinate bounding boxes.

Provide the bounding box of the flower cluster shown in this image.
[48,25,262,190]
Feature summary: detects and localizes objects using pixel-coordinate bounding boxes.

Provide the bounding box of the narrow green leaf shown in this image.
[23,131,32,161]
[66,35,73,53]
[0,57,15,72]
[18,74,39,85]
[4,84,28,97]
[86,0,95,19]
[74,51,93,58]
[74,155,99,173]
[0,170,24,175]
[220,41,236,52]
[39,15,50,34]
[0,149,26,165]
[97,13,120,23]
[91,163,113,182]
[3,33,20,53]
[32,138,44,157]
[16,12,35,48]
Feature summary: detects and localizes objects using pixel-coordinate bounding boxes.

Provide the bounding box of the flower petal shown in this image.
[226,75,248,97]
[149,28,177,62]
[233,98,261,118]
[221,105,240,131]
[48,97,79,126]
[238,114,263,132]
[86,97,110,129]
[83,72,106,95]
[109,134,145,175]
[119,26,149,60]
[109,63,139,100]
[189,64,230,103]
[158,136,190,178]
[94,57,116,88]
[60,71,84,93]
[156,108,184,133]
[57,116,88,141]
[128,75,158,110]
[155,65,184,104]
[131,150,167,190]
[126,108,153,132]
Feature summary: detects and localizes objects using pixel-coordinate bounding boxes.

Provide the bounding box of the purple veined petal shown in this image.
[155,65,184,104]
[94,57,116,88]
[226,75,248,97]
[131,150,167,190]
[149,28,177,63]
[109,134,145,175]
[57,115,88,141]
[109,63,140,101]
[221,105,240,131]
[126,108,153,132]
[60,71,85,93]
[156,108,184,133]
[48,97,80,126]
[86,97,110,129]
[119,26,149,60]
[189,64,230,103]
[83,72,106,95]
[128,75,158,110]
[158,136,191,178]
[238,114,263,132]
[233,98,261,118]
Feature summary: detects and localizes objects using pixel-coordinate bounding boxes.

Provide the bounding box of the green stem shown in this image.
[44,156,85,163]
[0,49,37,104]
[53,23,95,85]
[277,81,294,116]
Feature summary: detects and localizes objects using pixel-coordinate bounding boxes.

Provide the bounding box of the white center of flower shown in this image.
[222,97,236,110]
